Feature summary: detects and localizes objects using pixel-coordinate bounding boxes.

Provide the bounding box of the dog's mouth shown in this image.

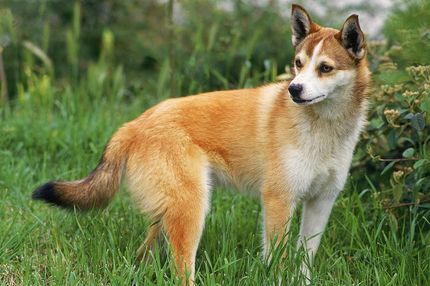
[291,94,326,105]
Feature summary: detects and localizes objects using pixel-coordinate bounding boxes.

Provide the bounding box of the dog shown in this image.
[32,4,370,285]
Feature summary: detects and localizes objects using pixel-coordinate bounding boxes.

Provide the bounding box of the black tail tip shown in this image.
[32,181,68,208]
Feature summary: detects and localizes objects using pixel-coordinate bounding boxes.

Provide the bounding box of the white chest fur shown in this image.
[282,112,365,201]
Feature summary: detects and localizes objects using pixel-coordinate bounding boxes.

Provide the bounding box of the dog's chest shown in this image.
[281,122,358,199]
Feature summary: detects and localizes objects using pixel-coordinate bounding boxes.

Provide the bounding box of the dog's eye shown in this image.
[319,64,333,73]
[295,59,303,68]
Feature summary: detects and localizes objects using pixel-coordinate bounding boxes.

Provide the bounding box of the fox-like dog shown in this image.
[33,4,370,284]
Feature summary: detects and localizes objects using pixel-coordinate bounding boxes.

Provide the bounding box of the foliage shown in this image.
[171,0,292,94]
[383,0,430,67]
[360,61,430,215]
[0,0,292,98]
[351,0,430,223]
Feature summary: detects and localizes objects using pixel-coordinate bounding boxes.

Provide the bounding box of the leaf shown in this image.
[376,70,409,84]
[381,161,396,175]
[415,178,427,187]
[419,203,430,209]
[392,184,403,203]
[420,100,430,114]
[402,147,415,158]
[388,212,398,232]
[387,130,397,150]
[398,136,416,146]
[404,112,414,120]
[369,117,384,130]
[411,113,425,130]
[416,113,425,129]
[414,159,430,169]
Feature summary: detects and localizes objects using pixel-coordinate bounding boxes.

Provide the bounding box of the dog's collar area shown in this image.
[291,94,326,104]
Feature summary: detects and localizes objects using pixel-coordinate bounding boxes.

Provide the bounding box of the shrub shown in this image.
[383,0,430,67]
[352,0,430,221]
[360,62,430,212]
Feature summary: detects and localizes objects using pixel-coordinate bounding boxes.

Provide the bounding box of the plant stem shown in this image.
[0,49,8,104]
[384,198,430,209]
[167,0,176,97]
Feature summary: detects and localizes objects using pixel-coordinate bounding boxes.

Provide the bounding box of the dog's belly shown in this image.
[207,149,346,199]
[209,165,262,197]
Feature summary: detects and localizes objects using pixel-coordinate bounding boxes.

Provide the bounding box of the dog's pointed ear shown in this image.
[336,15,366,60]
[291,4,320,47]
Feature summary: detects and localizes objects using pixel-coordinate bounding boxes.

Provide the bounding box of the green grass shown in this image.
[0,76,429,285]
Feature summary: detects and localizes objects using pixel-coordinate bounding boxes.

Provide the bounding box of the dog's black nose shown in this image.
[288,84,303,99]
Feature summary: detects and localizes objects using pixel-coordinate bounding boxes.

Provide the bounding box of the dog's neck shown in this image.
[292,77,370,140]
[306,91,365,121]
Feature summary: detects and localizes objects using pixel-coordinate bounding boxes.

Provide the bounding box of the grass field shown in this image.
[0,78,429,285]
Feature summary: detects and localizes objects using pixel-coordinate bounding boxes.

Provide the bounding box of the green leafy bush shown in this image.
[352,0,430,220]
[361,63,430,209]
[383,0,430,67]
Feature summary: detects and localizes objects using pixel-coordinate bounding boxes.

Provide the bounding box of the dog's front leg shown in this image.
[261,187,296,261]
[297,193,338,281]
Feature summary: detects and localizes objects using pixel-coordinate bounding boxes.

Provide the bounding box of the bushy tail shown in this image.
[32,128,130,210]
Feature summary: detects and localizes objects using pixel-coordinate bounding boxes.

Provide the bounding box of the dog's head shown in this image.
[288,4,368,106]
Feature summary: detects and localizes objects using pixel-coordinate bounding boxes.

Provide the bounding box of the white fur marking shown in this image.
[290,39,356,110]
[291,40,325,103]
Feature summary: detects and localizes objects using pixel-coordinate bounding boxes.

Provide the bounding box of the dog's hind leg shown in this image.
[127,133,210,285]
[162,177,209,286]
